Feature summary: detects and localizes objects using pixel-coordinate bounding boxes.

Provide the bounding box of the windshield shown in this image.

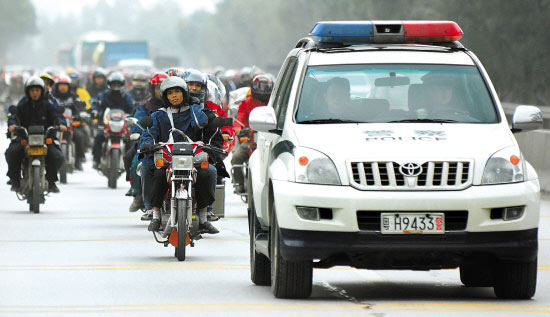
[295,64,498,124]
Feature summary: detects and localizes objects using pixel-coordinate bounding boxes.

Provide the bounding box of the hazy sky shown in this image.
[31,0,219,21]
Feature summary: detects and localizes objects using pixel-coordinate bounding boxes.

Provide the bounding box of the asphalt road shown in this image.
[1,132,549,316]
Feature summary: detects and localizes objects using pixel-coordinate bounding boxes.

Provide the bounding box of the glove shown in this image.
[129,133,140,141]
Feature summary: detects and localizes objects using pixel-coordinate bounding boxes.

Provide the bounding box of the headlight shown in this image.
[109,121,124,133]
[28,134,44,146]
[294,147,341,185]
[173,156,193,169]
[482,147,525,184]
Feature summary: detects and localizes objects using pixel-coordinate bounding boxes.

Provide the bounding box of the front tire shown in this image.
[250,192,271,285]
[270,205,312,298]
[175,199,188,261]
[493,258,537,299]
[108,148,120,189]
[59,143,68,184]
[30,165,41,213]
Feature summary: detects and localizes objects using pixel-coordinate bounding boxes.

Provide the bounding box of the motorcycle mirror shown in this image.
[140,116,153,129]
[8,105,17,114]
[125,117,138,127]
[56,106,66,114]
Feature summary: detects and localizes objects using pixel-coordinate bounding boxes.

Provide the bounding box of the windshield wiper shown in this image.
[388,119,458,123]
[298,119,362,124]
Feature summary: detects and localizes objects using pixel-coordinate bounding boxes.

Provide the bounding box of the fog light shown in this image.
[296,206,320,221]
[503,206,525,221]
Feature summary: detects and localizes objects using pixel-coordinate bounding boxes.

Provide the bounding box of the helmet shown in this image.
[132,71,149,89]
[24,76,45,99]
[207,80,223,105]
[65,67,77,75]
[160,76,189,106]
[165,68,183,77]
[92,68,107,80]
[107,72,125,91]
[67,71,80,87]
[251,73,275,104]
[183,69,207,101]
[54,74,72,95]
[39,73,54,87]
[149,72,169,97]
[206,74,226,102]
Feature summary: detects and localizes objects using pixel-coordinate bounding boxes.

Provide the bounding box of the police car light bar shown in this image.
[310,21,463,45]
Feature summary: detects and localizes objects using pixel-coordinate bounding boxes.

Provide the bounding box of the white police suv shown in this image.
[246,21,543,299]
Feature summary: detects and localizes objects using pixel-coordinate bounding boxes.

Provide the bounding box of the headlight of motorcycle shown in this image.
[294,147,341,185]
[173,156,193,169]
[28,134,44,146]
[482,147,525,184]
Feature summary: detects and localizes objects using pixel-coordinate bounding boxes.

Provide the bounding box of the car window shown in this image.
[295,64,498,124]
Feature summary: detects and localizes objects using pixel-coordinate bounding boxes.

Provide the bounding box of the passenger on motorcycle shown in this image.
[52,74,87,171]
[140,76,219,234]
[128,72,168,217]
[186,70,233,221]
[91,72,135,168]
[5,76,66,193]
[66,69,91,110]
[231,73,274,193]
[39,73,60,108]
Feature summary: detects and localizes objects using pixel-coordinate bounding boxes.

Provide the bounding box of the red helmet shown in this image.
[251,73,275,104]
[149,72,169,97]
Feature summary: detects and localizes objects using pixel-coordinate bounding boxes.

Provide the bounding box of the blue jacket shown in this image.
[130,98,162,134]
[139,104,208,165]
[93,90,134,116]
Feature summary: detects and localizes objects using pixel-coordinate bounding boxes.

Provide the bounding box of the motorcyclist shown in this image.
[52,74,87,171]
[140,76,219,234]
[129,71,150,106]
[86,68,108,100]
[127,72,168,218]
[5,76,66,193]
[91,72,135,168]
[66,69,91,110]
[231,73,274,193]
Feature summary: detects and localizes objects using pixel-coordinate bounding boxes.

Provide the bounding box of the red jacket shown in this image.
[233,95,266,131]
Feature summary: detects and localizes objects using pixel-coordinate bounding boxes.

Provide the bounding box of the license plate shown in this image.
[381,213,444,234]
[27,147,47,156]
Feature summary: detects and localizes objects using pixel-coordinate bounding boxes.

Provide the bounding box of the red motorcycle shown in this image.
[98,108,128,188]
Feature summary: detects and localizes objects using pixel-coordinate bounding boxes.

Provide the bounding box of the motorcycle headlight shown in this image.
[482,147,525,184]
[294,147,341,185]
[109,121,124,133]
[173,156,193,169]
[28,134,44,146]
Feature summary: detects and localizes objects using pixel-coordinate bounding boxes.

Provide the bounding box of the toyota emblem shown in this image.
[399,163,423,177]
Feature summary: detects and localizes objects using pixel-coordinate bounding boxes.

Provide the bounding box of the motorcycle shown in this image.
[8,106,63,213]
[58,109,75,183]
[98,108,128,188]
[137,117,226,261]
[230,119,256,203]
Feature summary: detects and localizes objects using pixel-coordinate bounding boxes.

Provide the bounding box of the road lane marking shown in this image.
[0,237,248,243]
[1,303,550,314]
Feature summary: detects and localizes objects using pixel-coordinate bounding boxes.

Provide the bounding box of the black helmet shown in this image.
[251,73,275,104]
[107,72,125,91]
[92,68,107,80]
[160,76,189,106]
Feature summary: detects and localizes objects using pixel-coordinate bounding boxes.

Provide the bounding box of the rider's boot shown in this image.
[148,209,161,231]
[10,178,20,192]
[129,194,144,212]
[74,157,83,171]
[48,181,60,193]
[199,221,219,234]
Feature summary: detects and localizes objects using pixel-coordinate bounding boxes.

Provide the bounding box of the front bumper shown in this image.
[271,179,540,233]
[279,228,538,269]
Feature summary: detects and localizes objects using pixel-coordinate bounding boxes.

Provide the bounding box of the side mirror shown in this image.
[512,105,543,133]
[125,117,138,127]
[249,106,277,133]
[56,106,66,115]
[140,116,153,129]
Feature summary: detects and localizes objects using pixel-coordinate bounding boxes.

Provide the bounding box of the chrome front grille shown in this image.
[350,161,472,190]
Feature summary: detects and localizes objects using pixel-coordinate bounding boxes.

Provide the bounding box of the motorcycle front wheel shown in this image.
[107,148,120,189]
[30,165,41,213]
[175,199,188,261]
